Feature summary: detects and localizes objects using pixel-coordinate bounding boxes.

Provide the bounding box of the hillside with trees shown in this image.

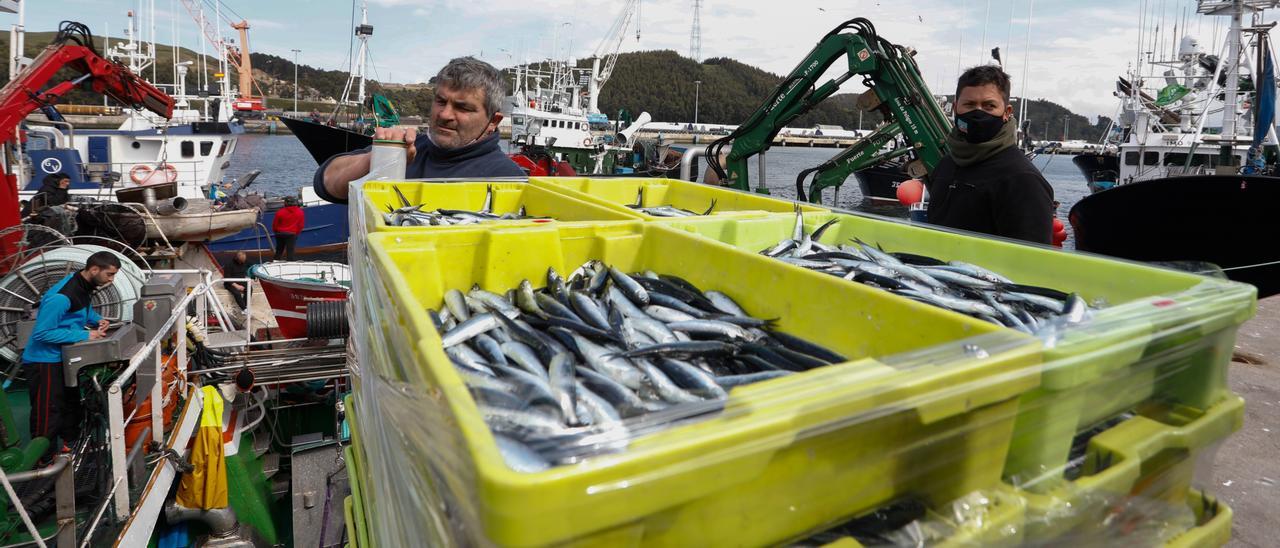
[0,32,1109,141]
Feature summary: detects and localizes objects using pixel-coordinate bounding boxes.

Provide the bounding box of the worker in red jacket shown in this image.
[271,196,305,261]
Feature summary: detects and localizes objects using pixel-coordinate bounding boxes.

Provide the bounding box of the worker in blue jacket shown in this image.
[22,251,120,447]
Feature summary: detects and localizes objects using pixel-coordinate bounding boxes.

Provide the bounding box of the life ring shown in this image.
[583,138,593,147]
[129,163,179,185]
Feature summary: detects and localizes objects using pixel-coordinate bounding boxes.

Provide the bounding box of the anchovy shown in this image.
[494,434,551,473]
[716,370,793,388]
[576,367,648,418]
[444,289,471,322]
[654,358,728,398]
[666,319,756,341]
[615,341,739,360]
[547,353,579,425]
[608,267,650,306]
[441,313,499,347]
[703,291,748,317]
[499,341,548,381]
[569,291,612,331]
[564,330,645,390]
[471,333,508,366]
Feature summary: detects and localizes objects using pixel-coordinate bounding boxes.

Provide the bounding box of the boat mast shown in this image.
[1220,0,1243,157]
[355,1,370,106]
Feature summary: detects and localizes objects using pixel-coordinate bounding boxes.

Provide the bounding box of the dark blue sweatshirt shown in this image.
[312,132,525,204]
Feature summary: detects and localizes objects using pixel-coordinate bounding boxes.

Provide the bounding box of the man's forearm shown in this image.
[321,152,372,201]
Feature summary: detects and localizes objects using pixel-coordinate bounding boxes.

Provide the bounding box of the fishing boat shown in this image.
[19,10,243,209]
[1071,152,1121,193]
[278,115,372,164]
[1069,0,1280,297]
[251,261,351,339]
[853,161,910,202]
[0,237,353,546]
[275,0,382,167]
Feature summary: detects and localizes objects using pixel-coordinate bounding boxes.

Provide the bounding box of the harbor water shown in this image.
[225,134,1089,245]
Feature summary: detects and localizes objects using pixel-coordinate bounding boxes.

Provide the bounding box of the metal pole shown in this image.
[694,80,701,125]
[108,384,129,519]
[1019,0,1035,125]
[53,455,74,548]
[151,345,163,445]
[756,151,769,194]
[291,49,301,114]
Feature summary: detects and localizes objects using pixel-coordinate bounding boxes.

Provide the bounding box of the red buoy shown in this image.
[896,179,924,206]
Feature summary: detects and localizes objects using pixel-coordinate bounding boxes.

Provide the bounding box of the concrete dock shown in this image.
[1217,295,1279,547]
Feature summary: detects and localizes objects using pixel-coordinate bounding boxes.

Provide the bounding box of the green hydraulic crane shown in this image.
[706,18,952,203]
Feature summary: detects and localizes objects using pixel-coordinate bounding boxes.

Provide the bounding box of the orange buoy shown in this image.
[896,179,925,206]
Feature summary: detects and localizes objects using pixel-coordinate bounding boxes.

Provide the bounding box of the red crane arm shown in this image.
[0,43,173,137]
[0,40,175,266]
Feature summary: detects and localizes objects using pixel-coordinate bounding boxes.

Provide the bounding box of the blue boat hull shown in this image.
[209,202,349,262]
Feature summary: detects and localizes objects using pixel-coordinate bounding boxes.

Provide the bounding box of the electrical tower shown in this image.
[689,0,702,62]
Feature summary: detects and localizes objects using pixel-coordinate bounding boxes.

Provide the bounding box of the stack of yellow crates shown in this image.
[342,177,1254,547]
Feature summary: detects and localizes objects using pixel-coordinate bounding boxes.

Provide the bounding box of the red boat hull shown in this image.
[256,273,349,339]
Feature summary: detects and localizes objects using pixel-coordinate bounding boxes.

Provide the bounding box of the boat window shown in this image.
[1164,153,1218,167]
[200,141,214,156]
[181,141,195,158]
[513,117,524,125]
[1126,151,1160,166]
[218,141,230,157]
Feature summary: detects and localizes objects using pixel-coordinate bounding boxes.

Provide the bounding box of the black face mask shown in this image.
[955,110,1006,144]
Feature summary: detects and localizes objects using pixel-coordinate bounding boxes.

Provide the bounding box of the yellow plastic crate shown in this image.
[1166,489,1232,547]
[1005,393,1243,541]
[658,212,1256,484]
[362,222,1042,547]
[530,176,828,220]
[358,180,641,233]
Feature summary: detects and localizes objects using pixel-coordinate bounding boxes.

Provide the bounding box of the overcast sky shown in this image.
[13,0,1254,121]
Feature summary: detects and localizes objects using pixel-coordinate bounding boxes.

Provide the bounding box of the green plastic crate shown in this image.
[358,222,1042,546]
[1005,393,1243,541]
[659,211,1256,485]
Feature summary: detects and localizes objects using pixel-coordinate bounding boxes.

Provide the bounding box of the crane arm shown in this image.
[707,18,952,200]
[592,0,640,94]
[0,23,173,262]
[0,42,173,136]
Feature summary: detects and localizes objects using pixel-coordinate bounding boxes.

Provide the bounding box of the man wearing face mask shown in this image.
[313,57,524,203]
[22,251,119,451]
[926,65,1054,244]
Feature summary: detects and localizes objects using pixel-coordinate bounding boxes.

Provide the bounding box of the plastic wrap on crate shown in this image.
[790,487,1229,547]
[351,219,1043,546]
[529,176,828,220]
[659,210,1256,488]
[344,183,1253,547]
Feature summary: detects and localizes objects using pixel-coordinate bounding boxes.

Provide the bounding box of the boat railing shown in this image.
[103,274,202,520]
[1165,165,1212,177]
[0,454,74,547]
[0,266,224,546]
[79,160,212,195]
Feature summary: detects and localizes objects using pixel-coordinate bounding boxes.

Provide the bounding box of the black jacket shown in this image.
[925,147,1055,244]
[24,181,70,216]
[312,132,524,204]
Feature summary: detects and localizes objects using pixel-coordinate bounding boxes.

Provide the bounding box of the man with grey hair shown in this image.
[312,57,524,203]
